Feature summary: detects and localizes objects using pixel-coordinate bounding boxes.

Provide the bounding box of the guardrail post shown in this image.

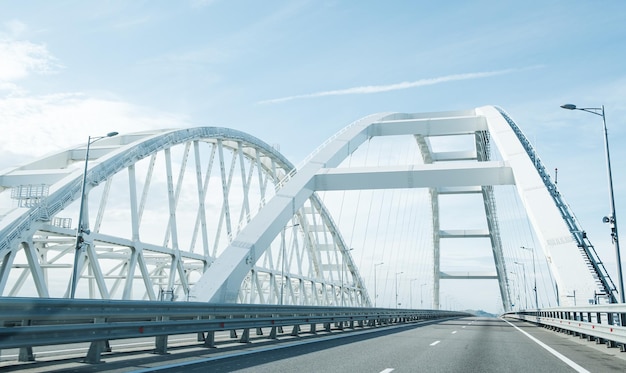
[154,315,169,355]
[291,325,299,336]
[155,334,168,355]
[240,328,251,343]
[269,326,278,339]
[203,331,216,348]
[310,322,317,334]
[18,319,34,362]
[84,317,107,364]
[85,340,106,364]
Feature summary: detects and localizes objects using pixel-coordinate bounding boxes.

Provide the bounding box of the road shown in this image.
[3,317,625,372]
[136,317,625,373]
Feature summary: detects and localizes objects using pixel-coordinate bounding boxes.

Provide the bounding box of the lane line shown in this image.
[451,331,457,334]
[430,340,440,346]
[380,369,394,373]
[502,319,590,373]
[129,319,454,372]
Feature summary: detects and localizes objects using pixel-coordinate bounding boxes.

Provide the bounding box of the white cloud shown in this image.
[0,22,188,170]
[0,38,60,82]
[3,20,27,37]
[259,67,541,104]
[0,93,189,169]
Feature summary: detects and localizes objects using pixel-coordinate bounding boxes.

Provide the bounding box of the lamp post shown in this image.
[420,283,427,308]
[509,271,518,310]
[514,261,528,309]
[561,104,625,303]
[374,262,383,307]
[395,271,403,308]
[70,131,118,299]
[522,246,538,309]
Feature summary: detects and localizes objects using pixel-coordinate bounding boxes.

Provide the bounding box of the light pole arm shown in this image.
[70,136,93,299]
[561,104,624,303]
[600,105,625,303]
[69,132,118,299]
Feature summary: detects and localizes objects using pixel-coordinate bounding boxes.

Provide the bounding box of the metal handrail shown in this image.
[0,297,470,363]
[503,304,626,348]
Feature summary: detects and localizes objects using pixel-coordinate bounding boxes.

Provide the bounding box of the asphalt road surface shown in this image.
[4,317,626,372]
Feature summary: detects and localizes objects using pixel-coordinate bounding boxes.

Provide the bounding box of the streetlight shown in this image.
[514,261,527,309]
[374,262,383,307]
[395,271,403,308]
[561,103,625,303]
[341,248,354,306]
[521,246,538,309]
[70,131,118,298]
[509,271,518,310]
[420,283,427,308]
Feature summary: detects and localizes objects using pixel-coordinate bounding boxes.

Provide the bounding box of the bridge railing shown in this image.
[0,297,470,364]
[502,304,626,351]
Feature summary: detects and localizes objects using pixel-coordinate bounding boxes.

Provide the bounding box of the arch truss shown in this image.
[192,106,615,309]
[1,106,615,310]
[0,127,368,306]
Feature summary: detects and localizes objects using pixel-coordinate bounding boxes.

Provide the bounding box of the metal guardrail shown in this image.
[502,305,626,351]
[0,297,470,364]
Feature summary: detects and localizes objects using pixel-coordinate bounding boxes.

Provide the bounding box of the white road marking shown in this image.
[380,369,395,373]
[430,340,441,346]
[451,330,457,334]
[502,319,590,373]
[462,326,466,328]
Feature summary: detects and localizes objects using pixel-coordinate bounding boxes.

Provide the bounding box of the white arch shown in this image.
[193,106,610,308]
[1,127,368,305]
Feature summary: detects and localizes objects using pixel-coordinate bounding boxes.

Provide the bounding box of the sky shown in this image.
[1,0,625,313]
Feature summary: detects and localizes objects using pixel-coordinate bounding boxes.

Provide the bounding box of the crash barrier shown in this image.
[0,297,470,364]
[503,304,626,351]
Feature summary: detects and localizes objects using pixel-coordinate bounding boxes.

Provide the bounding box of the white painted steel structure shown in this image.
[192,106,612,309]
[0,128,368,306]
[0,106,615,310]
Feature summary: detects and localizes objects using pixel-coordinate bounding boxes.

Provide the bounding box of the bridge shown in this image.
[1,105,625,371]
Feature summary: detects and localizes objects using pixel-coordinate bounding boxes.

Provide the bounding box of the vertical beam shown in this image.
[431,189,441,310]
[124,165,140,299]
[164,148,181,291]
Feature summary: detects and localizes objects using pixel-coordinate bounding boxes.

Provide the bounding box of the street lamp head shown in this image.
[106,131,119,137]
[560,104,577,110]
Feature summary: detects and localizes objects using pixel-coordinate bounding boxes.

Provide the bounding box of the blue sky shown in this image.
[1,1,625,311]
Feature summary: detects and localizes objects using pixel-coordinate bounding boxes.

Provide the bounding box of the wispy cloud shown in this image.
[0,93,189,169]
[258,67,538,104]
[0,21,62,85]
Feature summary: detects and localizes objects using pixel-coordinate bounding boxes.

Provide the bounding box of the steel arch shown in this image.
[192,106,613,308]
[0,127,367,305]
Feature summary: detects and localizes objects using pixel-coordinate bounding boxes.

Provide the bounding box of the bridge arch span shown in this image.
[0,127,367,304]
[193,106,614,309]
